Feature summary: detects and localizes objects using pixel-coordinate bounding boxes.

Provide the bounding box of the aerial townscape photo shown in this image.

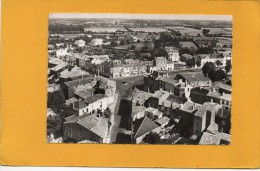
[47,13,232,145]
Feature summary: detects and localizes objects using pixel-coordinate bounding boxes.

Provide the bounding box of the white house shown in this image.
[165,47,180,62]
[91,38,103,46]
[74,39,85,47]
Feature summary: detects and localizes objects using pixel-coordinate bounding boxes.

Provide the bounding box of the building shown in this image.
[212,81,232,94]
[176,72,212,87]
[153,57,167,71]
[144,107,163,121]
[72,94,110,116]
[63,114,108,143]
[132,116,160,144]
[132,106,146,121]
[59,68,91,83]
[158,75,178,93]
[174,101,202,137]
[190,86,232,111]
[60,77,96,99]
[165,47,180,62]
[192,102,222,137]
[91,38,103,46]
[74,39,85,47]
[199,123,231,145]
[99,59,148,78]
[48,83,60,92]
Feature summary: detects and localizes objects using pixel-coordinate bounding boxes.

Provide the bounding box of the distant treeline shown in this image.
[49,24,85,34]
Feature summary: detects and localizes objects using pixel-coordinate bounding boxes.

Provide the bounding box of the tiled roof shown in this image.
[65,97,77,105]
[155,116,170,126]
[65,114,108,138]
[59,70,89,79]
[74,90,92,99]
[145,107,157,114]
[212,81,232,92]
[191,87,210,95]
[178,73,211,82]
[181,101,201,111]
[133,116,159,139]
[199,131,231,145]
[195,102,221,117]
[64,77,94,88]
[73,100,88,110]
[206,123,219,135]
[51,63,68,72]
[167,94,187,104]
[132,106,146,117]
[159,77,178,85]
[84,94,105,104]
[199,132,221,145]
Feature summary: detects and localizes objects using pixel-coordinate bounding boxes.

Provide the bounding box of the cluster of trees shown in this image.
[202,62,227,81]
[47,90,66,112]
[202,29,210,36]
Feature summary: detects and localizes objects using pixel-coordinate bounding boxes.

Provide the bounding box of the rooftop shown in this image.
[64,77,94,88]
[84,94,105,104]
[73,100,88,110]
[212,81,232,92]
[65,114,108,138]
[167,94,187,104]
[178,73,211,82]
[159,76,178,85]
[133,116,159,139]
[155,116,170,126]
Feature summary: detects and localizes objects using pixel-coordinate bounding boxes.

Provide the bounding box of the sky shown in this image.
[49,13,232,21]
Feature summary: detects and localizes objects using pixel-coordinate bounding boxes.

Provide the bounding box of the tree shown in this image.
[143,132,161,144]
[130,44,136,50]
[186,58,195,68]
[120,40,126,46]
[214,69,227,81]
[202,62,216,77]
[110,41,118,47]
[195,59,201,67]
[216,60,222,66]
[202,29,210,36]
[225,59,232,73]
[48,91,66,112]
[197,47,214,54]
[137,39,141,43]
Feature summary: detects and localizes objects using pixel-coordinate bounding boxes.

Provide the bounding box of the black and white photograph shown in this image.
[47,13,232,145]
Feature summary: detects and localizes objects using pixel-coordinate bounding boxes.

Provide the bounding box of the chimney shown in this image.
[213,88,216,92]
[178,79,182,84]
[222,92,225,96]
[160,87,163,91]
[210,98,213,104]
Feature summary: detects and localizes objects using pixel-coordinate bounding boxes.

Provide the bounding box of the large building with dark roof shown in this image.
[63,114,109,143]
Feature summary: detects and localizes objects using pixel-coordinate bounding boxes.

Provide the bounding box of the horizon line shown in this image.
[49,13,232,21]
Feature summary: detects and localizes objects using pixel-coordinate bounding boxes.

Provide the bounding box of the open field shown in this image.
[84,27,128,33]
[201,27,232,34]
[129,27,169,33]
[165,27,202,36]
[179,41,199,49]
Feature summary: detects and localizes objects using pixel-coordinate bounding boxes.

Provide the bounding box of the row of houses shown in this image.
[130,87,231,144]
